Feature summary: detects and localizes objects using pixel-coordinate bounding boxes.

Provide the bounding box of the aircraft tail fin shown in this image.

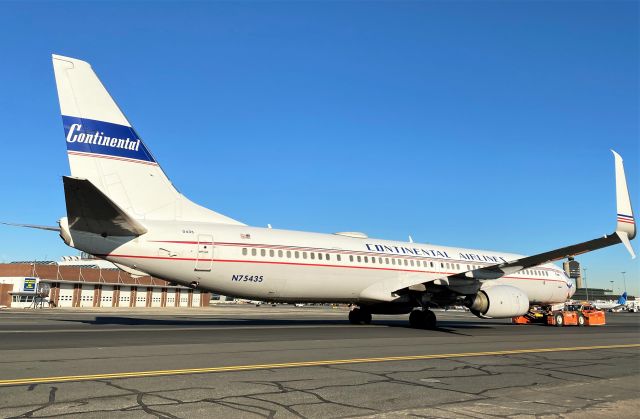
[52,54,243,225]
[617,292,628,306]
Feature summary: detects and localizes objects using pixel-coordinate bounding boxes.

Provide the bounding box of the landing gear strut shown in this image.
[409,309,437,329]
[348,307,372,325]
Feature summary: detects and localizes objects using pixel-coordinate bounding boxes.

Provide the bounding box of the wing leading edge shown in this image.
[465,150,635,281]
[379,150,636,300]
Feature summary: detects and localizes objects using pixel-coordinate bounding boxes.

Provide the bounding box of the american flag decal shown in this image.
[240,233,251,239]
[617,214,635,225]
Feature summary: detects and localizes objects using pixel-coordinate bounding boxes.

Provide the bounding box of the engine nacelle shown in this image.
[467,285,529,318]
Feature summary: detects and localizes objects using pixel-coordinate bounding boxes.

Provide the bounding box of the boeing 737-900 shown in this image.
[7,55,637,328]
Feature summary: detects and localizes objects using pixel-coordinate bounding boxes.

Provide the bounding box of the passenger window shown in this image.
[379,257,383,264]
[310,252,315,260]
[430,262,434,268]
[286,250,291,258]
[385,258,389,264]
[404,259,408,266]
[261,249,266,257]
[349,255,354,262]
[269,249,274,257]
[251,248,257,256]
[371,257,376,264]
[242,248,248,256]
[441,263,444,268]
[278,250,283,257]
[357,256,361,263]
[364,256,368,263]
[326,254,330,261]
[295,251,299,258]
[337,255,341,262]
[410,260,414,267]
[391,259,395,265]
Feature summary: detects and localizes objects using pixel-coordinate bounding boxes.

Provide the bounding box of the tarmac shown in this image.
[0,305,638,418]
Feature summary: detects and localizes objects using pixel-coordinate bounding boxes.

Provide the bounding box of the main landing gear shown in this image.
[348,307,437,329]
[409,309,437,329]
[348,307,372,325]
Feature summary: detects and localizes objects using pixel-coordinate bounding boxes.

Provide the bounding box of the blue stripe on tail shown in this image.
[63,115,156,163]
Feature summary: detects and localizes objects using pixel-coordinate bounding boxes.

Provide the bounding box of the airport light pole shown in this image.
[610,280,615,295]
[621,272,627,293]
[583,268,589,301]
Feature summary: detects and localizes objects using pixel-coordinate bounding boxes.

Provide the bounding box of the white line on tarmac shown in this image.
[0,324,360,334]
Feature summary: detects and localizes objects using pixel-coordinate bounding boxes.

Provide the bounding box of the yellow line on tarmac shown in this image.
[0,343,638,387]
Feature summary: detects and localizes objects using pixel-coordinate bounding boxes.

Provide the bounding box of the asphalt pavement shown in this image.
[0,305,638,418]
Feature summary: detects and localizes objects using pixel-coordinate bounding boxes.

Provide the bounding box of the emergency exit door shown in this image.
[195,234,214,271]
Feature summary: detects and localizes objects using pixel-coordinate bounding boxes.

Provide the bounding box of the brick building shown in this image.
[0,261,210,309]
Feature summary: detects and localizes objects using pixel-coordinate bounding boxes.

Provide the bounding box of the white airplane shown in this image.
[7,54,637,328]
[592,292,628,311]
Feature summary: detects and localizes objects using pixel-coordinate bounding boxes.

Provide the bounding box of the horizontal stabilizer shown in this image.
[63,176,147,236]
[0,222,60,232]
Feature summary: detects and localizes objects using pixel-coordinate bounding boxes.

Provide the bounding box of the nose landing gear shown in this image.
[409,309,437,329]
[348,307,372,325]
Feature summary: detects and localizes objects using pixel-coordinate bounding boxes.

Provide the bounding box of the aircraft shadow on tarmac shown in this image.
[59,316,496,335]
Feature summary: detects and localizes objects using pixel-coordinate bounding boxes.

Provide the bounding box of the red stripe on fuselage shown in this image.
[99,253,566,283]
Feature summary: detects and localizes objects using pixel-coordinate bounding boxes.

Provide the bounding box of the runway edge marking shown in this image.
[1,343,638,387]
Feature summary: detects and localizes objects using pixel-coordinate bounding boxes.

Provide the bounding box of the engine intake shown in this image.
[466,285,529,318]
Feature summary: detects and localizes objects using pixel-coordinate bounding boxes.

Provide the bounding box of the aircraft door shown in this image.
[195,234,214,271]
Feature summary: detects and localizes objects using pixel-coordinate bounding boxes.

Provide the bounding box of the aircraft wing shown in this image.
[362,151,636,302]
[465,150,635,281]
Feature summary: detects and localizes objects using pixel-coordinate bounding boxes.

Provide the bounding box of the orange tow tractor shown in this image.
[546,303,606,327]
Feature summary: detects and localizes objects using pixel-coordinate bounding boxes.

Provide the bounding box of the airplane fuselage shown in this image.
[68,221,574,305]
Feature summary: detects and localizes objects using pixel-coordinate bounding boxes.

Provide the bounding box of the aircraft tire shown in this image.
[348,308,372,325]
[409,310,424,328]
[409,310,437,329]
[425,310,437,329]
[348,308,361,324]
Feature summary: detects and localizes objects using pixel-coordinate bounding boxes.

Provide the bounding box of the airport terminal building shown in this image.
[0,256,211,309]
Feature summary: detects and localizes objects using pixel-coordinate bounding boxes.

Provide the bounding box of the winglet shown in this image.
[612,151,636,244]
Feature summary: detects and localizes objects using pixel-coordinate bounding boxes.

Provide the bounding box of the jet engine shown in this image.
[466,285,529,318]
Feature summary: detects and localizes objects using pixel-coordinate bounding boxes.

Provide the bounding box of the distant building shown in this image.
[563,258,583,289]
[571,288,633,301]
[0,256,210,309]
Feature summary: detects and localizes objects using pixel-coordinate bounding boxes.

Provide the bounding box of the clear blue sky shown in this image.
[0,1,637,294]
